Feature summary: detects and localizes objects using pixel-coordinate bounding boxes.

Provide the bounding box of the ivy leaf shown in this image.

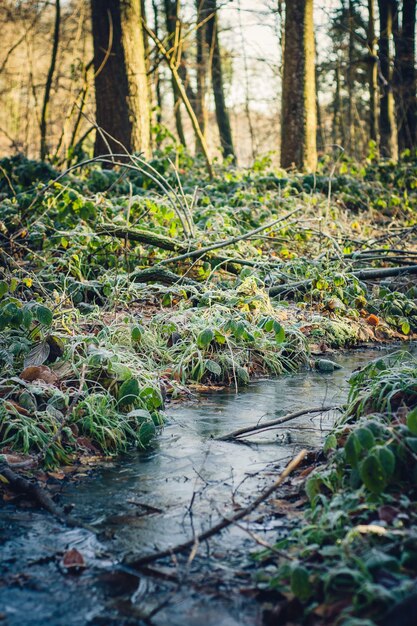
[197,328,214,348]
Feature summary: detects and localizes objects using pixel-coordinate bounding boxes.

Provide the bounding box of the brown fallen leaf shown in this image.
[4,400,31,416]
[61,548,86,572]
[20,365,58,385]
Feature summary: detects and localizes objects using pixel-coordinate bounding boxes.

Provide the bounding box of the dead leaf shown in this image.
[61,548,86,572]
[20,365,58,385]
[4,400,31,416]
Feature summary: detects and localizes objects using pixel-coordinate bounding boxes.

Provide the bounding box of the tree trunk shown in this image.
[152,0,163,127]
[378,0,398,158]
[163,0,185,146]
[394,0,417,152]
[281,0,317,170]
[91,0,151,157]
[367,0,378,145]
[205,0,235,161]
[195,0,208,149]
[347,0,355,154]
[40,0,60,161]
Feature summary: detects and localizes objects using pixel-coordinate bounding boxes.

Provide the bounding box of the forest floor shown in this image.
[1,151,417,624]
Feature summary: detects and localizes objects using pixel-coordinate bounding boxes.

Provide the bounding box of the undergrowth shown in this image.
[0,152,417,466]
[256,351,417,626]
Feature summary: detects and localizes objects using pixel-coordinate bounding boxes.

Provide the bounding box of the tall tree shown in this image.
[40,0,60,161]
[281,0,317,170]
[204,0,235,160]
[164,0,186,146]
[367,0,378,144]
[91,0,150,157]
[378,0,398,158]
[195,0,208,149]
[394,0,417,151]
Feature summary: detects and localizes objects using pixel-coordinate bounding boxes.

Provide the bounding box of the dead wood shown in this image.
[269,264,417,297]
[0,462,79,527]
[216,405,340,441]
[126,449,307,569]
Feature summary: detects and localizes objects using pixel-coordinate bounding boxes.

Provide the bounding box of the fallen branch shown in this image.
[158,209,300,266]
[269,264,417,297]
[129,266,200,287]
[0,462,79,527]
[216,406,340,441]
[126,449,307,569]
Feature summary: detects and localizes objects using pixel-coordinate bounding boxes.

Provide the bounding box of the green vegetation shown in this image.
[0,153,416,467]
[255,350,417,625]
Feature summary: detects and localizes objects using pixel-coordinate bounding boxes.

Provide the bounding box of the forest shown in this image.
[1,0,417,625]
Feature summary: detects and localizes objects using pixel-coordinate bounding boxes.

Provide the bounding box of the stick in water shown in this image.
[127,448,308,569]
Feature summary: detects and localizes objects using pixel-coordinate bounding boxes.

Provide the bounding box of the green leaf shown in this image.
[118,378,140,407]
[401,320,411,335]
[324,434,337,453]
[359,454,386,493]
[356,427,375,450]
[109,362,132,381]
[139,385,163,409]
[290,565,312,601]
[205,359,222,376]
[377,446,395,479]
[35,305,53,326]
[0,281,8,298]
[236,366,249,384]
[345,431,361,466]
[407,406,417,435]
[197,328,214,348]
[273,321,285,343]
[131,325,143,343]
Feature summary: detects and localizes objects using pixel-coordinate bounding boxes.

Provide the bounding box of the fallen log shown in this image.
[269,264,417,297]
[216,405,340,441]
[129,266,200,287]
[126,449,307,569]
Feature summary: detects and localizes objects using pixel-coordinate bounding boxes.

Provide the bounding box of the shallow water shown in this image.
[0,347,412,625]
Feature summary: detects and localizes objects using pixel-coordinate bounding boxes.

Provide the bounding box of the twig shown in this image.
[158,208,301,266]
[126,449,307,569]
[269,264,417,297]
[216,406,340,441]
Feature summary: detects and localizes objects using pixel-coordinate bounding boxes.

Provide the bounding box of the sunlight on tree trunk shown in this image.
[281,0,317,171]
[91,0,150,158]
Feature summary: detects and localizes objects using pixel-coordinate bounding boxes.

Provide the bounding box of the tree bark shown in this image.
[195,0,208,151]
[378,0,398,158]
[394,0,417,152]
[281,0,317,170]
[347,0,355,154]
[40,0,60,161]
[367,0,378,145]
[91,0,151,157]
[205,0,235,161]
[164,0,187,147]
